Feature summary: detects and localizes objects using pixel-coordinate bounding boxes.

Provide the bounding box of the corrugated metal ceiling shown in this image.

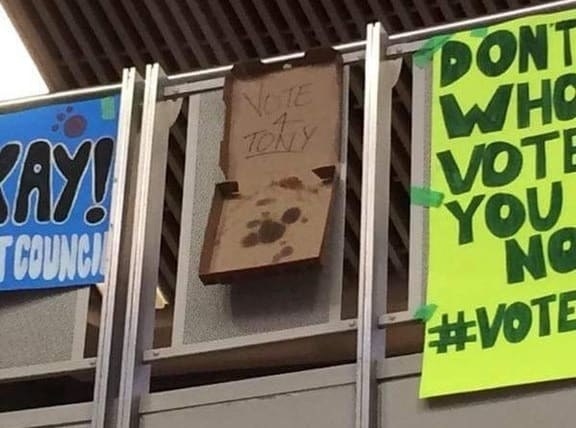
[2,0,547,296]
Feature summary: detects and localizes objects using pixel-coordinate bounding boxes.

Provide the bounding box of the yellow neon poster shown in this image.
[419,8,576,398]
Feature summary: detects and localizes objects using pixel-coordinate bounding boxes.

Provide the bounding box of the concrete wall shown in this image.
[0,288,88,370]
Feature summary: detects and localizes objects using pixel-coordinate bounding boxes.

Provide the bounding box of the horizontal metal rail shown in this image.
[165,39,365,84]
[386,0,576,55]
[0,83,121,112]
[162,40,365,98]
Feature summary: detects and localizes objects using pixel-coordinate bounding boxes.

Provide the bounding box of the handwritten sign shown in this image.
[241,82,318,159]
[0,95,119,291]
[419,9,576,398]
[223,56,340,181]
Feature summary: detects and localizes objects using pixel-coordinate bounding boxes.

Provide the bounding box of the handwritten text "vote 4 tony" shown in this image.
[241,82,318,159]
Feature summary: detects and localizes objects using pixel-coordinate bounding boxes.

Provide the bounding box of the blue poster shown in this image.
[0,95,120,291]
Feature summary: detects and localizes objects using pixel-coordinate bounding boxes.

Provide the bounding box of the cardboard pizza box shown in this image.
[199,48,343,284]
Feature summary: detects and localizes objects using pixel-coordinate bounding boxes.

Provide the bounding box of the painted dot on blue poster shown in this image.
[52,105,88,138]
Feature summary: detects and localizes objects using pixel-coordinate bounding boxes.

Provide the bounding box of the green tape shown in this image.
[100,96,116,120]
[413,34,452,68]
[414,304,438,322]
[470,26,489,38]
[410,186,445,208]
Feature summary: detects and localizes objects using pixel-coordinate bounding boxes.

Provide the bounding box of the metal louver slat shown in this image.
[434,0,459,20]
[120,0,176,71]
[389,0,416,29]
[319,0,351,40]
[339,0,366,36]
[411,0,439,26]
[75,1,133,74]
[252,0,289,51]
[206,0,250,60]
[298,0,333,45]
[99,0,151,69]
[164,0,212,67]
[30,0,90,86]
[185,0,230,63]
[142,0,194,71]
[228,0,271,57]
[54,0,114,83]
[277,0,310,48]
[366,0,400,33]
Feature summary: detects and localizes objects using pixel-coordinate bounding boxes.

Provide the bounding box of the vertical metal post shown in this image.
[117,64,160,428]
[407,60,432,314]
[170,94,200,347]
[356,23,402,428]
[92,67,141,428]
[328,64,351,321]
[117,64,182,428]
